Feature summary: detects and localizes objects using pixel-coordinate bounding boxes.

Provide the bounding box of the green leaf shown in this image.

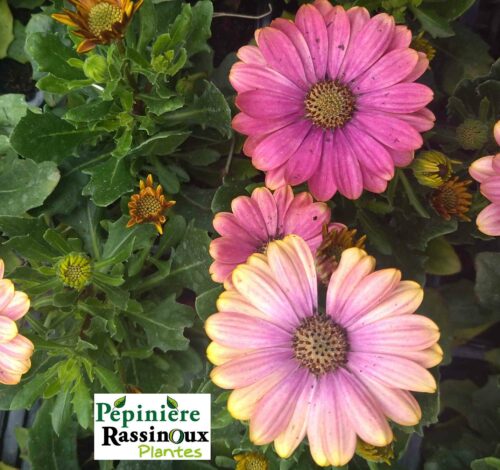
[36,74,93,93]
[94,365,125,393]
[430,0,476,20]
[357,210,392,256]
[71,379,91,429]
[10,363,59,409]
[127,295,194,352]
[0,0,14,59]
[411,5,454,38]
[7,20,28,63]
[166,395,178,409]
[424,237,461,275]
[82,157,134,207]
[195,285,223,321]
[187,0,213,56]
[26,399,79,470]
[114,396,127,408]
[475,252,500,310]
[26,32,84,80]
[10,111,100,163]
[130,131,190,156]
[0,153,60,216]
[51,388,73,435]
[0,94,31,136]
[472,457,500,470]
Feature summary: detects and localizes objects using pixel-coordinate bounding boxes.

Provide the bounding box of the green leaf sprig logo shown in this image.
[166,396,178,410]
[114,396,126,409]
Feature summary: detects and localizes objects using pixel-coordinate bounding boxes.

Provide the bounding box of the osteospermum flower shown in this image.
[412,150,453,188]
[56,253,93,291]
[234,452,269,470]
[430,177,472,222]
[52,0,143,53]
[127,174,176,235]
[209,185,331,287]
[230,0,434,201]
[205,235,441,466]
[0,259,34,385]
[469,120,500,235]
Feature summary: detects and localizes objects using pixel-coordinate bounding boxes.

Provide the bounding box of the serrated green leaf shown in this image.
[10,111,100,163]
[71,379,92,429]
[95,365,125,393]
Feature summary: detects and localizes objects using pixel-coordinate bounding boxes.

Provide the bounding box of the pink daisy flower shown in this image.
[206,235,441,466]
[209,185,332,287]
[230,0,434,201]
[0,259,34,385]
[469,120,500,236]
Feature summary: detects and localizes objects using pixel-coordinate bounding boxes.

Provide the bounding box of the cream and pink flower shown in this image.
[469,120,500,236]
[230,0,434,201]
[209,185,332,287]
[206,235,441,466]
[0,259,34,385]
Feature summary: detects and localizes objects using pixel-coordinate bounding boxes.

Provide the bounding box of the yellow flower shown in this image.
[356,439,395,465]
[315,224,366,285]
[411,31,436,62]
[430,177,472,222]
[127,174,176,235]
[234,452,269,470]
[412,151,454,188]
[56,253,92,290]
[52,0,144,53]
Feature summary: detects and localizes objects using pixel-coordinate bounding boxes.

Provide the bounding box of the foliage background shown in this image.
[0,0,500,469]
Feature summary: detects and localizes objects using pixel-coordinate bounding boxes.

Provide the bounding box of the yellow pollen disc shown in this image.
[136,194,162,218]
[88,2,122,36]
[293,315,349,375]
[305,80,356,129]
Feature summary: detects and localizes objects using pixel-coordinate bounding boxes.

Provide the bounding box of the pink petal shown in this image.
[249,368,309,445]
[307,374,357,466]
[349,314,440,353]
[284,193,331,241]
[313,0,333,17]
[284,127,324,185]
[296,4,329,80]
[265,164,287,190]
[353,111,423,151]
[236,89,304,120]
[206,341,247,366]
[405,52,429,82]
[1,291,30,321]
[209,237,254,264]
[232,262,303,328]
[254,121,312,171]
[348,280,423,329]
[346,6,370,40]
[477,203,500,236]
[274,185,295,233]
[361,168,389,193]
[0,334,33,361]
[232,112,298,137]
[357,83,433,113]
[352,48,419,94]
[388,25,412,50]
[390,149,414,167]
[266,237,318,318]
[209,260,237,285]
[0,280,15,312]
[336,268,401,325]
[274,373,317,458]
[243,134,266,156]
[258,27,309,89]
[210,348,294,389]
[213,212,258,242]
[481,176,500,203]
[217,289,271,320]
[326,248,375,324]
[340,13,395,82]
[251,187,279,237]
[230,63,304,96]
[307,132,338,201]
[326,6,351,80]
[0,316,18,342]
[348,351,437,392]
[271,18,317,84]
[400,343,443,368]
[398,108,436,132]
[337,368,393,446]
[469,156,495,183]
[205,312,291,349]
[344,123,394,180]
[356,373,422,426]
[332,129,363,199]
[228,362,297,420]
[0,260,4,279]
[231,194,269,240]
[494,120,500,146]
[237,45,266,65]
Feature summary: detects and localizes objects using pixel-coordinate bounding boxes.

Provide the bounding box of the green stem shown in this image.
[399,169,431,218]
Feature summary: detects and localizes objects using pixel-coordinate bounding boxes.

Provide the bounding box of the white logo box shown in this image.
[94,393,211,460]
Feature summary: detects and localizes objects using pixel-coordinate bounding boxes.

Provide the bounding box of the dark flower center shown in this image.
[304,80,356,129]
[293,315,349,375]
[88,2,122,36]
[136,194,162,218]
